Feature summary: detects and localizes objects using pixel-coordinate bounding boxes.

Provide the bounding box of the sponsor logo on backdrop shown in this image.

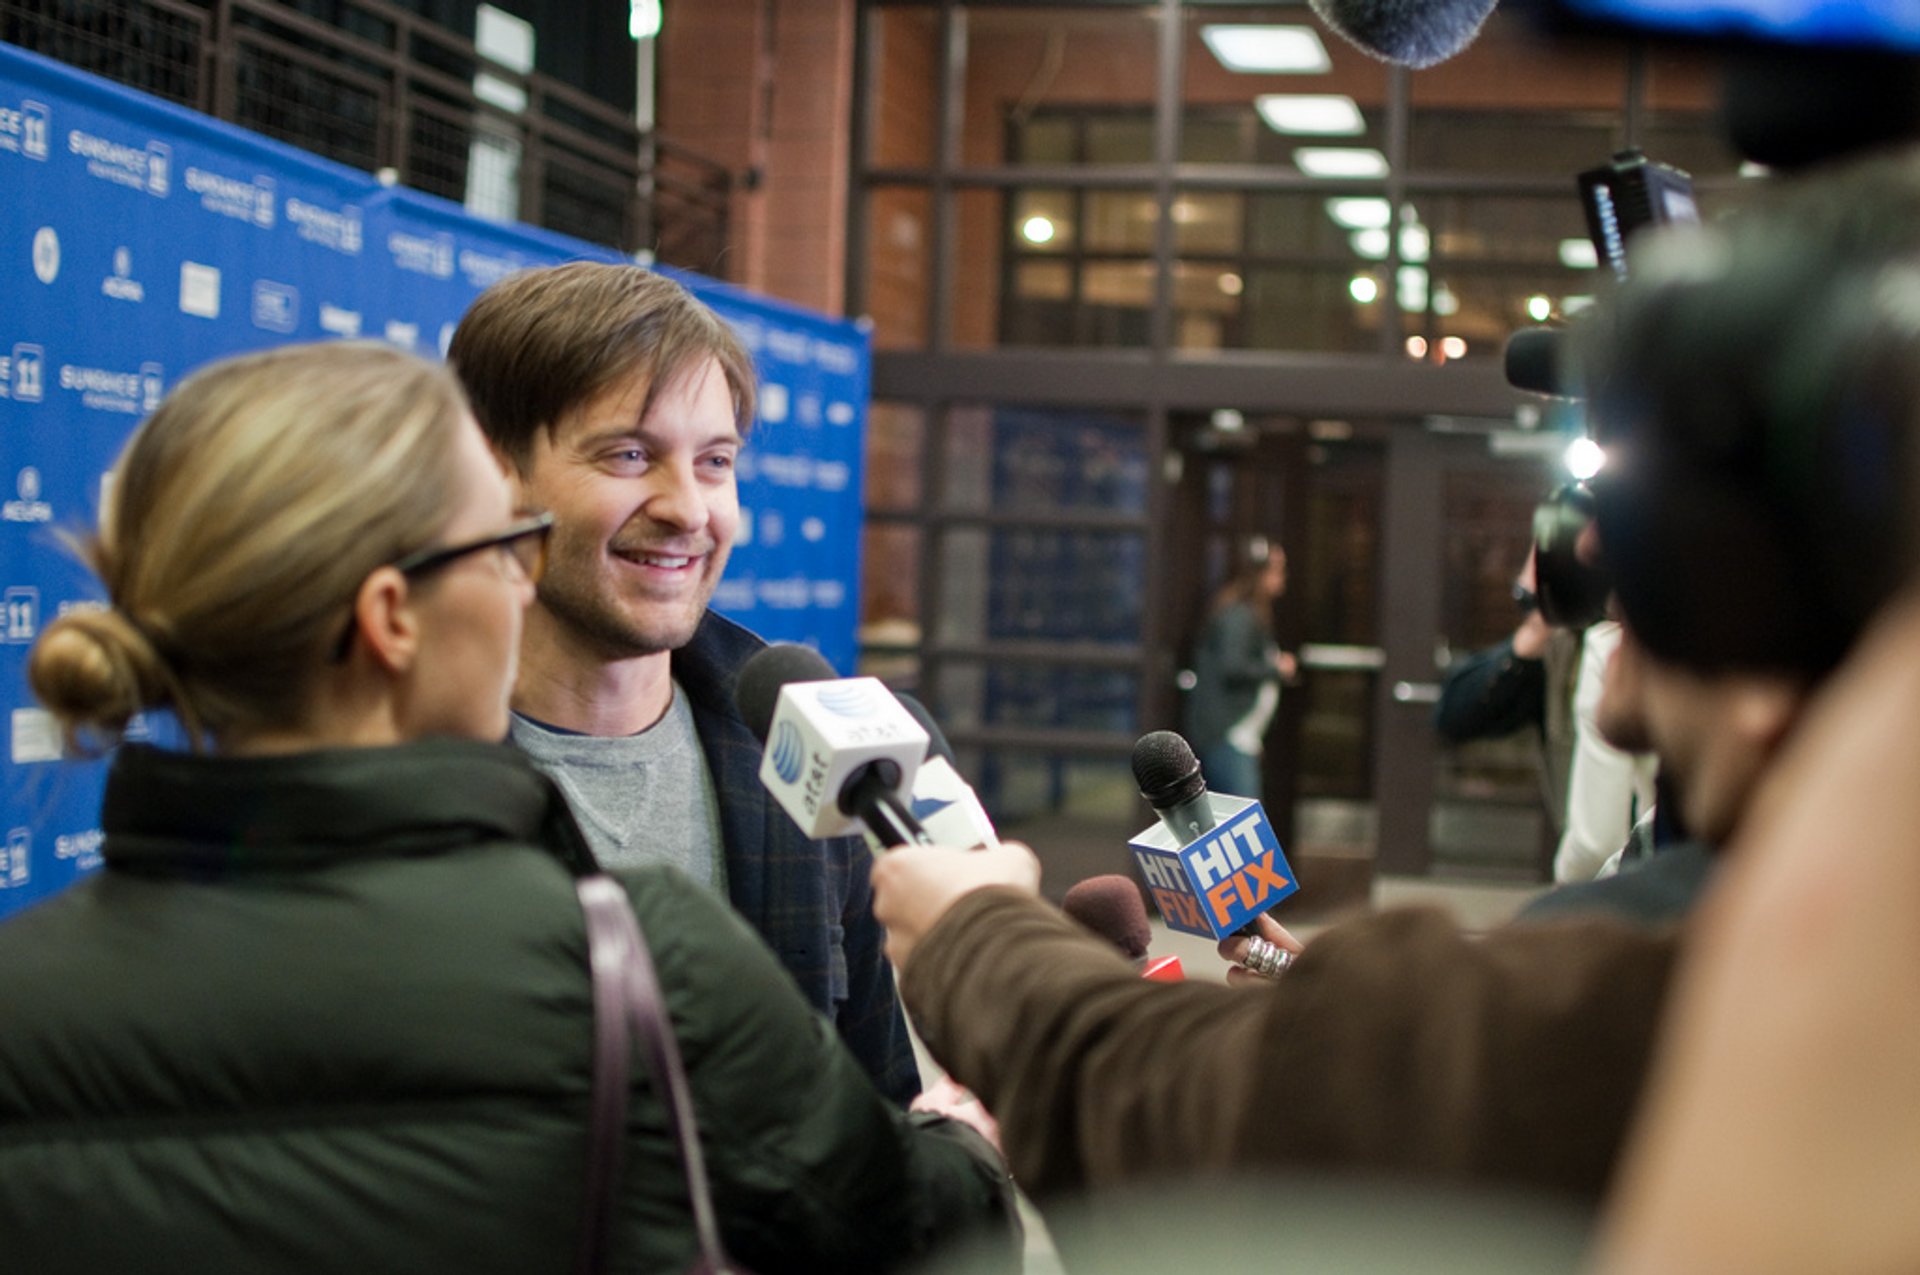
[458,247,522,290]
[4,828,28,889]
[319,304,362,339]
[756,455,818,489]
[68,129,170,196]
[388,229,455,279]
[1,344,46,403]
[766,328,809,364]
[3,586,38,644]
[57,360,161,415]
[811,340,859,375]
[179,260,220,318]
[10,708,60,763]
[827,401,854,427]
[801,516,827,542]
[252,280,298,334]
[812,580,846,608]
[102,245,144,302]
[286,197,363,255]
[31,226,59,284]
[757,578,812,610]
[0,99,50,160]
[729,317,764,354]
[797,394,821,426]
[384,320,419,350]
[186,166,275,227]
[759,383,789,424]
[55,828,104,872]
[759,511,785,546]
[813,460,850,491]
[4,468,51,524]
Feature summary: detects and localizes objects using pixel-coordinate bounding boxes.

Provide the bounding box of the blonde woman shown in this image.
[0,342,1013,1273]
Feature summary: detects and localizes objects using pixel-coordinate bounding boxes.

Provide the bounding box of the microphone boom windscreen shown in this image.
[735,642,837,744]
[1309,0,1498,69]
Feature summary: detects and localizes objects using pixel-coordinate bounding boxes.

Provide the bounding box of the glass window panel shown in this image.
[1087,115,1156,164]
[940,405,1149,515]
[941,661,1140,735]
[1084,189,1159,253]
[864,401,925,513]
[1248,191,1375,256]
[936,526,1147,644]
[865,185,933,350]
[1230,265,1382,353]
[1015,259,1073,301]
[1180,112,1249,163]
[960,7,1162,167]
[1172,191,1241,254]
[1018,115,1078,164]
[1172,261,1241,352]
[869,7,942,168]
[1079,260,1155,346]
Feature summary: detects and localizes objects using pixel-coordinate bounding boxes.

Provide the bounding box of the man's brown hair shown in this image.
[448,262,756,468]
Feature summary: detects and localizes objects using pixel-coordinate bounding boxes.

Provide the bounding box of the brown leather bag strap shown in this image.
[576,874,744,1275]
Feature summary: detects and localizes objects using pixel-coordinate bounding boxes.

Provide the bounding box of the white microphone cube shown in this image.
[758,676,929,839]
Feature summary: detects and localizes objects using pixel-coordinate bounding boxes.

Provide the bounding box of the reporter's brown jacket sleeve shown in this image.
[901,890,1678,1203]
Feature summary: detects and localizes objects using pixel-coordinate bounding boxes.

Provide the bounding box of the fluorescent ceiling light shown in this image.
[1256,94,1365,136]
[1294,147,1389,178]
[1351,228,1390,260]
[1326,197,1392,230]
[1201,25,1330,74]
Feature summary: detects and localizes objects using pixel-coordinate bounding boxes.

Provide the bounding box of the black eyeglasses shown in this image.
[330,512,554,662]
[392,511,554,584]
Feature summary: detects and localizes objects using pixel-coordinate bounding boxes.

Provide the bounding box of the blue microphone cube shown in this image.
[1128,794,1299,940]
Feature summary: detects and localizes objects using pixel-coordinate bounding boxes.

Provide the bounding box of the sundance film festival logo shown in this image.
[388,229,455,279]
[0,344,46,403]
[285,198,363,255]
[69,129,169,195]
[458,247,521,290]
[55,828,103,871]
[0,99,49,160]
[3,468,52,523]
[186,165,275,227]
[58,360,162,415]
[319,303,362,339]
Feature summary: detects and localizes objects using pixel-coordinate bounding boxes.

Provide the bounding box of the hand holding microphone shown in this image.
[1129,729,1302,980]
[1218,913,1304,987]
[870,841,1042,970]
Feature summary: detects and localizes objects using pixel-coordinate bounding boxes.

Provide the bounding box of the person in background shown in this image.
[1183,537,1297,800]
[0,342,1016,1274]
[1434,543,1584,837]
[449,263,917,1102]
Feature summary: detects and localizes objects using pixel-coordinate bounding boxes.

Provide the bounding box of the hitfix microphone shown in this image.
[1062,875,1184,981]
[1308,0,1498,69]
[1128,731,1299,942]
[735,643,933,848]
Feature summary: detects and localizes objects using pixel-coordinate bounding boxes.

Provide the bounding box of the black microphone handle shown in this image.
[842,766,935,849]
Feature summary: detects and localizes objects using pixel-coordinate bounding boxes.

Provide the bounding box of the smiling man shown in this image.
[449,263,918,1102]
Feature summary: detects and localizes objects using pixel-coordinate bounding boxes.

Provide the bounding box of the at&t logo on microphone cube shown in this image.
[759,676,928,839]
[1128,795,1298,939]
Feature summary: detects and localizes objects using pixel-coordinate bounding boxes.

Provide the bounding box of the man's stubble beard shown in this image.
[533,549,724,660]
